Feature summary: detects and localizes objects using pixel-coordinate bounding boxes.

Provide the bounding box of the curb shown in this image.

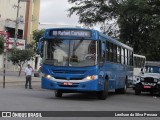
[0,76,41,83]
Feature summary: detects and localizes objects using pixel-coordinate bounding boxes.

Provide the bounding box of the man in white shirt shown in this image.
[24,64,34,89]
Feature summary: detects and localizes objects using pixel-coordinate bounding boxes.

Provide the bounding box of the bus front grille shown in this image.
[54,77,83,80]
[144,77,154,83]
[58,85,78,87]
[52,70,85,74]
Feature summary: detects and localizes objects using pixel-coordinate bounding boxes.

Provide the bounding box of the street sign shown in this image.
[8,38,25,50]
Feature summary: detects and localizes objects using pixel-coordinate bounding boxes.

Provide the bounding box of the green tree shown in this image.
[117,0,160,60]
[8,48,35,76]
[31,29,45,51]
[68,0,160,61]
[32,29,45,42]
[68,0,120,34]
[0,36,5,54]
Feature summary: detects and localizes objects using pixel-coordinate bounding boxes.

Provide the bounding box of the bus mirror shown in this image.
[40,52,43,57]
[37,37,44,57]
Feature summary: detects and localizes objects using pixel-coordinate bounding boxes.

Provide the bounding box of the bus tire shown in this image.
[120,81,127,94]
[150,90,153,95]
[115,80,127,94]
[158,91,160,97]
[158,88,160,97]
[115,89,121,94]
[97,80,108,100]
[55,90,62,97]
[135,86,141,95]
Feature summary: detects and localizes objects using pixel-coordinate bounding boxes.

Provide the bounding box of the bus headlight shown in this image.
[158,79,160,84]
[140,77,144,81]
[154,79,158,83]
[85,75,98,80]
[44,74,52,79]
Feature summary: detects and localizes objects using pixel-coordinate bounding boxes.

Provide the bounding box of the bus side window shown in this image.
[109,43,113,62]
[128,50,130,65]
[99,41,105,66]
[125,49,128,65]
[106,41,109,61]
[117,46,121,63]
[113,45,117,63]
[130,51,133,66]
[121,48,124,64]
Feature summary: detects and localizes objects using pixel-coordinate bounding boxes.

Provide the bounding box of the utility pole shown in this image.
[14,0,21,47]
[14,0,27,47]
[0,31,10,88]
[3,49,6,88]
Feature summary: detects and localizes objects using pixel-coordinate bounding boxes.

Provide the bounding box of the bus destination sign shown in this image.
[50,30,91,37]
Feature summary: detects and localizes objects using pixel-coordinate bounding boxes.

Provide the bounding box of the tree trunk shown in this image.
[19,66,22,77]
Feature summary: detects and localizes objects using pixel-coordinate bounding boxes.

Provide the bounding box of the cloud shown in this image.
[39,0,80,25]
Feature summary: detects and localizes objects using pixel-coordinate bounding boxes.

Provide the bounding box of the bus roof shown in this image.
[98,31,133,51]
[133,54,146,58]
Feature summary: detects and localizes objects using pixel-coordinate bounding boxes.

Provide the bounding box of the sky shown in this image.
[39,0,80,26]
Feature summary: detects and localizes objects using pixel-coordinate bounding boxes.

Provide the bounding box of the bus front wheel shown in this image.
[55,90,63,97]
[97,80,108,100]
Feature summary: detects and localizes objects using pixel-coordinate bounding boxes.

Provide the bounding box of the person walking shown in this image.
[24,64,34,89]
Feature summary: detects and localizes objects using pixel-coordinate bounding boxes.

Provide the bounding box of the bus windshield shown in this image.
[43,39,97,67]
[145,66,160,73]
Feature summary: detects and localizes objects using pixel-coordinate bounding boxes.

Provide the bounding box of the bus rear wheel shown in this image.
[120,82,127,94]
[135,86,141,95]
[115,82,127,94]
[55,90,63,97]
[97,80,108,100]
[158,91,160,97]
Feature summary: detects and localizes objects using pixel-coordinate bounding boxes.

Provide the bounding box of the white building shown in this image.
[0,0,40,71]
[0,0,26,71]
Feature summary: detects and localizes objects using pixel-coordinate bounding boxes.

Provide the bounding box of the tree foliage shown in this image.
[31,29,45,52]
[0,36,5,54]
[32,29,45,43]
[68,0,160,61]
[117,0,160,60]
[8,48,35,76]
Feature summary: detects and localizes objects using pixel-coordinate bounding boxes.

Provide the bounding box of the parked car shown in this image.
[135,64,160,96]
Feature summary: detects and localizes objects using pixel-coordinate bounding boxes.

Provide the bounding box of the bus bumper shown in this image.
[41,77,101,92]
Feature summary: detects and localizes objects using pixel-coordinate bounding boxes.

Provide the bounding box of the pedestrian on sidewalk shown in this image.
[24,64,34,89]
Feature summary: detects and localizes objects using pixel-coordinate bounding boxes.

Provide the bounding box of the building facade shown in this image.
[24,0,40,44]
[0,0,26,37]
[0,0,40,71]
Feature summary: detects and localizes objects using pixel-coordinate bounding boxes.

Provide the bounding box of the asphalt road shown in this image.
[0,82,160,120]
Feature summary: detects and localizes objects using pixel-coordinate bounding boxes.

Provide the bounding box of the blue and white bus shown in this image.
[37,28,133,100]
[130,54,146,88]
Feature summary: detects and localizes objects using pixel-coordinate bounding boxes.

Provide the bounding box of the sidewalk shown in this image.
[0,75,41,84]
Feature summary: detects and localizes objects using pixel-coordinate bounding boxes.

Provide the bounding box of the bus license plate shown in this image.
[144,86,151,88]
[63,82,73,86]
